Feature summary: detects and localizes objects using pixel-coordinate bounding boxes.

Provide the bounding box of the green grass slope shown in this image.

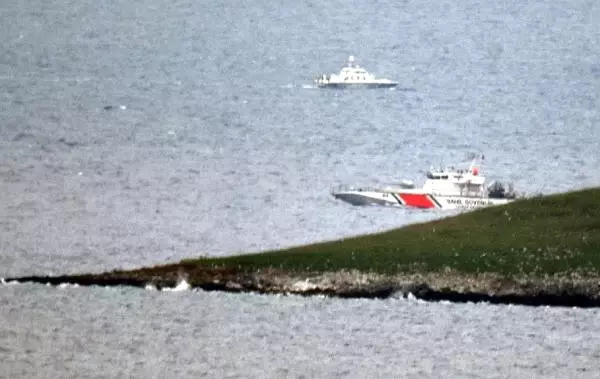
[184,187,600,278]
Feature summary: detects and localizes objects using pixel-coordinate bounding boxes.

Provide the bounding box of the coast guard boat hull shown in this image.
[331,155,519,210]
[331,190,512,210]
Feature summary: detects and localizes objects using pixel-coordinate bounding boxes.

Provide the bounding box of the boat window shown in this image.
[441,175,448,179]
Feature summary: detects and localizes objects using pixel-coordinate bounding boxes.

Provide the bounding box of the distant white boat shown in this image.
[314,56,398,89]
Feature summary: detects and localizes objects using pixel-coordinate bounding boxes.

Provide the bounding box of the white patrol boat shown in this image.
[331,155,520,210]
[314,56,398,89]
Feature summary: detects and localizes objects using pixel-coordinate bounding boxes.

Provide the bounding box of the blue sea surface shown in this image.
[1,0,599,377]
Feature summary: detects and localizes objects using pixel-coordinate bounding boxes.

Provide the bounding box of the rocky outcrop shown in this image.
[5,266,600,307]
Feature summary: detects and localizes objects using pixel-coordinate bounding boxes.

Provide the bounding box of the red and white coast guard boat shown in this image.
[331,155,519,210]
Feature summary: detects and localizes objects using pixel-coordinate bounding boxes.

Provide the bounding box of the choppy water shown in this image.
[1,0,599,377]
[2,285,600,378]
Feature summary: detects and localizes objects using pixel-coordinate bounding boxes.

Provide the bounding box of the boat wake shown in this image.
[276,83,318,90]
[278,83,318,89]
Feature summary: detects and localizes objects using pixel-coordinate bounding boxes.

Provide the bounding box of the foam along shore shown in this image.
[5,187,600,307]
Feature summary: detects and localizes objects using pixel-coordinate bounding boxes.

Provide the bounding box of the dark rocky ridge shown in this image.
[6,267,600,307]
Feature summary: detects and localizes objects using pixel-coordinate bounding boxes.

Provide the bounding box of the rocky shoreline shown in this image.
[5,266,600,307]
[5,188,597,307]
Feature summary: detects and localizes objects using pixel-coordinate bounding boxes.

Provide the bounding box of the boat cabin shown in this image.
[423,164,486,197]
[317,56,379,84]
[337,61,376,82]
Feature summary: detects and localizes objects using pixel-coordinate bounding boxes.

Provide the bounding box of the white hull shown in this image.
[316,80,398,89]
[331,189,513,210]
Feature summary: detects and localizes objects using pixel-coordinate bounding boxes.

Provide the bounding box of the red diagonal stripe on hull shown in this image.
[398,193,435,208]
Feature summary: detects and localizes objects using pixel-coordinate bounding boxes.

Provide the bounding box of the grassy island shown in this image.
[7,187,600,307]
[187,186,600,278]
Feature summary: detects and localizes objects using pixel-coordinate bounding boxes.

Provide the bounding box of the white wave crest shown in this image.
[58,283,80,289]
[291,279,317,291]
[162,279,190,292]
